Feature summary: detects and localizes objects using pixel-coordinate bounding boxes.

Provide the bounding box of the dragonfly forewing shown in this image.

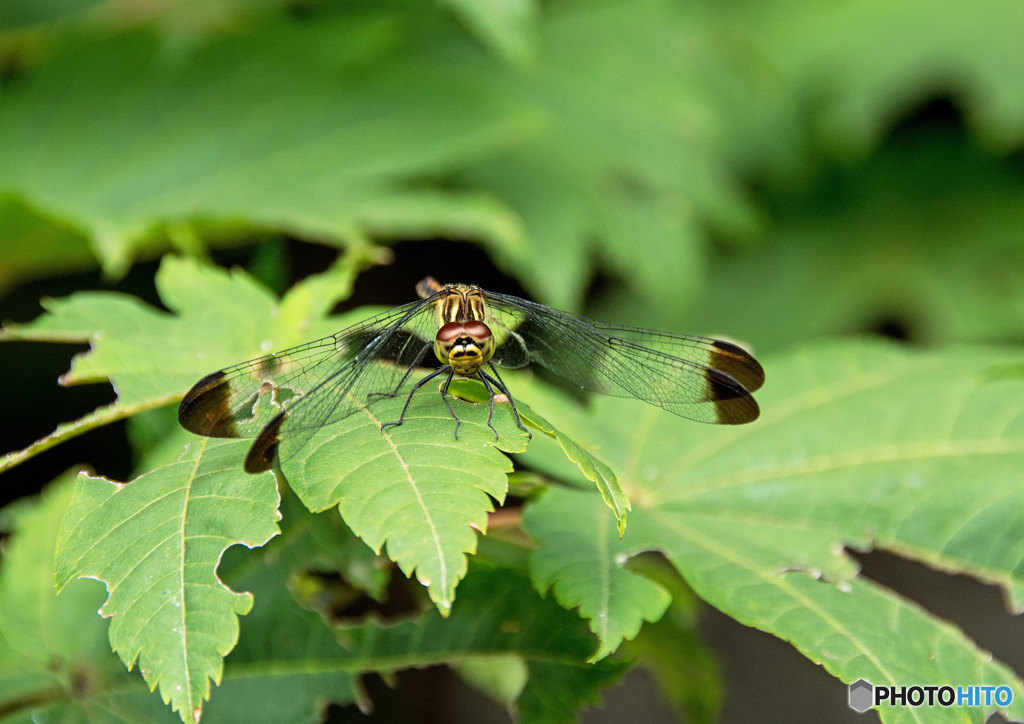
[177,333,357,440]
[178,297,444,470]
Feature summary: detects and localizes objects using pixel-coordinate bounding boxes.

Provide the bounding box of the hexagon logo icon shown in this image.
[848,679,873,713]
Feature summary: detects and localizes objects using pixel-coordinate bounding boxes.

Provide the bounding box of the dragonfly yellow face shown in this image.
[178,276,765,473]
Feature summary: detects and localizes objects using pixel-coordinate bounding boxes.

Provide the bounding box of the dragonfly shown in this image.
[178,277,765,473]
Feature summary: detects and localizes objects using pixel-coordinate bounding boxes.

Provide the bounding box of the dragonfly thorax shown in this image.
[434,320,494,376]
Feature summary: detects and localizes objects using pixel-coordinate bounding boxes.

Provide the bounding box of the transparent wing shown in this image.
[178,295,443,470]
[485,291,765,425]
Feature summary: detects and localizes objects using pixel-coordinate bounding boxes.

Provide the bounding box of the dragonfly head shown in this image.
[435,320,494,376]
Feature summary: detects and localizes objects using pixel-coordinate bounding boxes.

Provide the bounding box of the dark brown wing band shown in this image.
[178,370,237,437]
[244,412,286,473]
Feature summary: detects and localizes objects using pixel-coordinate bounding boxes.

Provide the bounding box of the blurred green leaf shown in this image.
[747,0,1024,151]
[621,560,723,723]
[440,0,539,68]
[462,0,755,310]
[0,10,525,276]
[676,132,1024,351]
[457,654,529,709]
[0,0,768,310]
[0,195,95,294]
[0,0,103,28]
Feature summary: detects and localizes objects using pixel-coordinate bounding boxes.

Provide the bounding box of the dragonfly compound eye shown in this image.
[437,321,468,343]
[461,320,491,341]
[434,321,495,375]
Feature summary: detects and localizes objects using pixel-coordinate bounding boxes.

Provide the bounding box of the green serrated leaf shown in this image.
[0,255,373,473]
[524,488,669,662]
[523,339,1024,722]
[2,256,277,402]
[0,474,184,724]
[283,380,529,612]
[55,438,281,722]
[0,475,112,712]
[0,255,370,393]
[522,403,629,535]
[207,504,363,723]
[0,477,109,666]
[274,250,382,338]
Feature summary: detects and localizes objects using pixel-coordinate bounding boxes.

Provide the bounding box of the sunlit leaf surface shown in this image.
[55,439,281,720]
[522,341,1024,723]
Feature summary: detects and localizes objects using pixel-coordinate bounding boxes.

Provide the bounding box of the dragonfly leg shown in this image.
[381,366,447,433]
[475,371,500,441]
[481,365,532,441]
[367,343,433,402]
[438,369,462,439]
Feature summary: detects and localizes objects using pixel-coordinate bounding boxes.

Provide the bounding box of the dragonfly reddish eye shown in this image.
[462,320,491,340]
[437,322,466,342]
[437,320,492,342]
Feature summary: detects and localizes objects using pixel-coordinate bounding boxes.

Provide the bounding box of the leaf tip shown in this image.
[436,599,453,618]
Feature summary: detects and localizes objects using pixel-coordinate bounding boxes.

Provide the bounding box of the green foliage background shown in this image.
[1,1,1023,723]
